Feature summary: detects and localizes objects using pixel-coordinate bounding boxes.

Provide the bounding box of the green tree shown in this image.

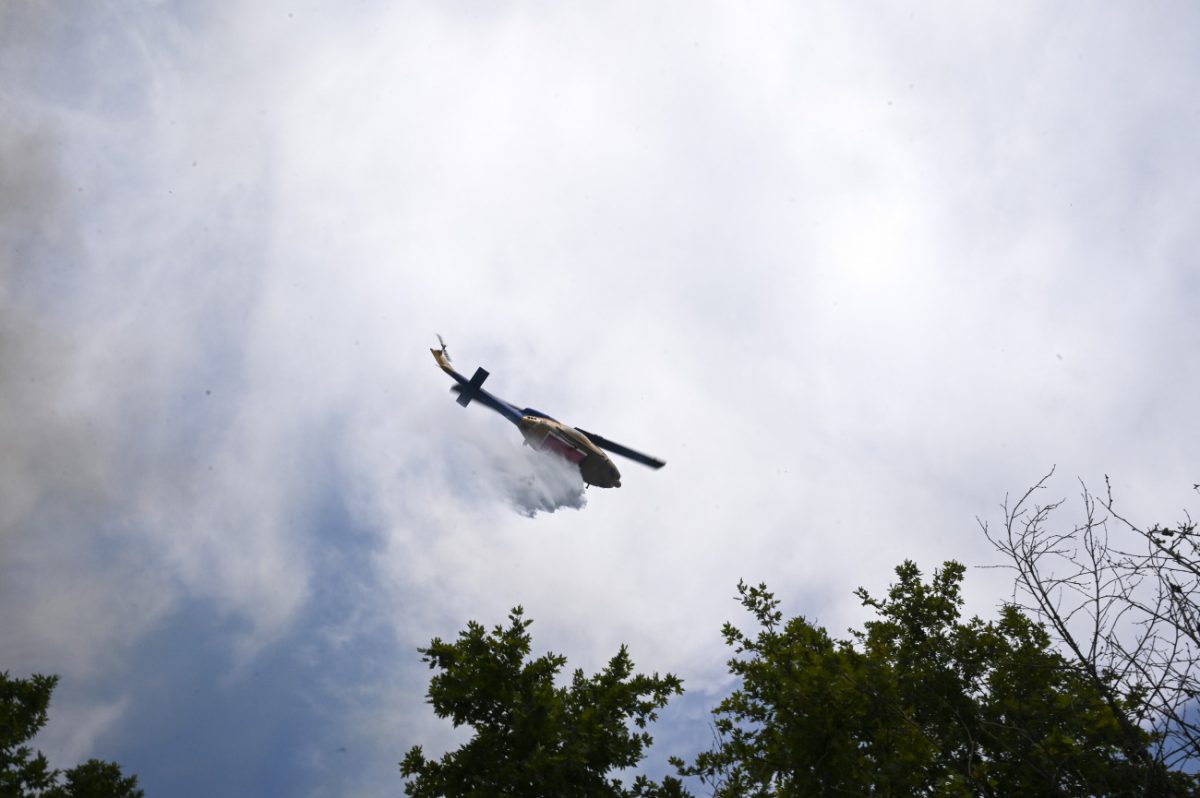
[1,671,143,798]
[1,672,57,796]
[401,606,690,798]
[44,760,144,798]
[674,562,1194,797]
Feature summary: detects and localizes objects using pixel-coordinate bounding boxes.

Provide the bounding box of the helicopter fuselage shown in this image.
[517,415,622,488]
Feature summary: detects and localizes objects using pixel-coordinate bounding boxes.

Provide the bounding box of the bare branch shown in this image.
[983,472,1200,786]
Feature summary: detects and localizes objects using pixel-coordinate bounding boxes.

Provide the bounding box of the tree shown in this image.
[673,562,1193,797]
[44,760,144,798]
[1,672,57,796]
[982,471,1200,784]
[401,606,690,798]
[1,671,143,798]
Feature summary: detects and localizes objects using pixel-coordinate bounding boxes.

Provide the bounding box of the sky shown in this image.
[2,1,1199,795]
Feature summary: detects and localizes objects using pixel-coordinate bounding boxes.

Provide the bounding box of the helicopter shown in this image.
[430,336,665,488]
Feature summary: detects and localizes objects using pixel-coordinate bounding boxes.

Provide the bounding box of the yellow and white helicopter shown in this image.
[431,337,665,488]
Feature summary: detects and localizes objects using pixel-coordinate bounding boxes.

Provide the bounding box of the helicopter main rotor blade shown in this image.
[574,427,666,469]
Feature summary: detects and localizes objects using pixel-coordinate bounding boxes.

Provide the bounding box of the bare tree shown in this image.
[981,469,1200,788]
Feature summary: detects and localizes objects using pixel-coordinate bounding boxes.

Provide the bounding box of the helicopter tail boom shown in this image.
[455,367,490,407]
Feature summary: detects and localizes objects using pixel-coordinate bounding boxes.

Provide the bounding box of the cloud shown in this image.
[3,3,1199,796]
[0,119,93,544]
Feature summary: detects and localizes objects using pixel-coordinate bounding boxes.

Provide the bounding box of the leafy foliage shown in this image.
[44,760,145,798]
[401,607,689,797]
[1,671,143,798]
[673,562,1193,797]
[1,672,58,796]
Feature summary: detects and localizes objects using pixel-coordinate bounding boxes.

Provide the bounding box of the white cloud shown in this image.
[3,2,1199,795]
